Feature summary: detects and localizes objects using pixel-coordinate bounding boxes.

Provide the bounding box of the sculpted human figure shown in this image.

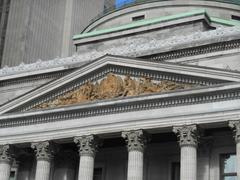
[123,75,138,96]
[35,73,191,109]
[98,73,124,99]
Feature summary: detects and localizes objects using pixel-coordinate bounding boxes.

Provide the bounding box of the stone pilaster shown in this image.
[122,130,148,180]
[31,141,55,180]
[74,135,99,180]
[173,125,199,180]
[229,120,240,179]
[0,145,13,180]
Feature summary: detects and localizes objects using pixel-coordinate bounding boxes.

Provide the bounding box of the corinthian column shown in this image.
[31,141,55,180]
[0,145,13,180]
[122,130,148,180]
[74,135,99,180]
[229,120,240,179]
[173,125,199,180]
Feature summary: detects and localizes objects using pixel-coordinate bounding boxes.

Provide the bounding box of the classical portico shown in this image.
[0,53,239,180]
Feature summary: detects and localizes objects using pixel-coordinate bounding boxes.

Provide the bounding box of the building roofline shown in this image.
[73,9,239,41]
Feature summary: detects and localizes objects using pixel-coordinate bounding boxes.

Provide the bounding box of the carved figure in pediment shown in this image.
[71,81,94,103]
[138,77,160,94]
[123,75,139,96]
[98,73,124,99]
[35,73,196,109]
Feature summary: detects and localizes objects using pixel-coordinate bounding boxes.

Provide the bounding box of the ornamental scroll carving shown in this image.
[122,130,148,152]
[173,125,199,147]
[229,120,240,143]
[0,145,13,163]
[74,135,99,157]
[35,73,193,109]
[31,141,55,161]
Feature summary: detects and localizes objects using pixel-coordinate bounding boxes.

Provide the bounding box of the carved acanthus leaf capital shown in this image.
[0,145,13,164]
[173,125,199,147]
[74,135,99,157]
[122,130,148,152]
[31,141,55,161]
[229,120,240,143]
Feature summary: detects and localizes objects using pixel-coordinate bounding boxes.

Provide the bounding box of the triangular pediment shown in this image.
[1,54,240,114]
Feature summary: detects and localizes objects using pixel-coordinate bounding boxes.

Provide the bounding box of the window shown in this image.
[9,171,16,180]
[232,15,240,21]
[171,162,180,180]
[220,154,237,180]
[93,168,103,180]
[132,15,145,21]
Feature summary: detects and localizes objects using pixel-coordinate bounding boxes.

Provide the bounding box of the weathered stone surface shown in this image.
[36,73,192,109]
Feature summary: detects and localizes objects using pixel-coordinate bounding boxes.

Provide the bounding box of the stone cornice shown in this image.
[0,27,239,79]
[0,82,240,128]
[2,55,239,115]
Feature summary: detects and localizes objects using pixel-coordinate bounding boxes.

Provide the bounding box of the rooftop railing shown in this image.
[89,0,240,25]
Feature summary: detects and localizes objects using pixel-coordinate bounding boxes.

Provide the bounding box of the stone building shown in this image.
[0,1,240,180]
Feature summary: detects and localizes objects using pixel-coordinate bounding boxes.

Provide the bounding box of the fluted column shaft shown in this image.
[74,135,99,180]
[31,141,55,180]
[229,121,240,179]
[122,130,148,180]
[173,125,198,180]
[0,145,13,180]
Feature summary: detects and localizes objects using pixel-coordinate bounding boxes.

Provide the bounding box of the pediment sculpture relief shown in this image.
[35,73,195,109]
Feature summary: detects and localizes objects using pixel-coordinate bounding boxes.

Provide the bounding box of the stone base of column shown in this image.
[127,151,144,180]
[78,155,94,180]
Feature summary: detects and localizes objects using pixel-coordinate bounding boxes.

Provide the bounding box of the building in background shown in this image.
[0,1,239,180]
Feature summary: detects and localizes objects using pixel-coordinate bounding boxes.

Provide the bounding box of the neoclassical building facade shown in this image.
[0,1,240,180]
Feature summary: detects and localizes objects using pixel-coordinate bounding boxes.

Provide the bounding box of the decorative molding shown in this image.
[74,135,99,157]
[0,27,239,78]
[173,125,199,147]
[0,83,240,128]
[31,141,56,161]
[228,120,240,143]
[122,130,148,152]
[144,39,240,62]
[15,65,222,113]
[0,145,13,164]
[0,70,71,88]
[35,73,195,109]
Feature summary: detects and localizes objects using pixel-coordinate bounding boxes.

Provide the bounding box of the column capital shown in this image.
[229,120,240,143]
[173,125,199,147]
[0,145,13,164]
[31,141,55,161]
[74,135,99,157]
[122,129,148,152]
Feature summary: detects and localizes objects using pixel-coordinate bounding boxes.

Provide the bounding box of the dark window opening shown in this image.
[220,154,237,180]
[9,171,15,180]
[93,168,103,180]
[171,162,180,180]
[132,15,145,21]
[232,15,240,21]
